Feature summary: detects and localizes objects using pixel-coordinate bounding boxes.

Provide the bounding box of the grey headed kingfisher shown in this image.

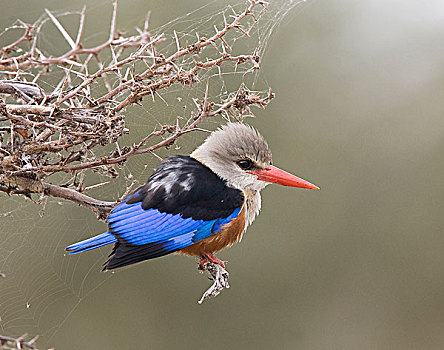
[66,123,319,270]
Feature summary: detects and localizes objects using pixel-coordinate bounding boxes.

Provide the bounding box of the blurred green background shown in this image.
[1,0,444,349]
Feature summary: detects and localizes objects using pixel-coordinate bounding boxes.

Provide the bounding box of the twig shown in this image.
[0,23,33,56]
[198,262,230,304]
[4,175,114,217]
[45,9,77,50]
[0,333,40,349]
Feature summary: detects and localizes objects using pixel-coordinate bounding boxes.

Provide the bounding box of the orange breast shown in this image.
[178,206,246,257]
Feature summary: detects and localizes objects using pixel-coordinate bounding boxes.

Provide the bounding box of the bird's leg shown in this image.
[199,253,226,270]
[197,254,230,304]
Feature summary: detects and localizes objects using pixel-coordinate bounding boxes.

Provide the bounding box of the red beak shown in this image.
[248,165,319,190]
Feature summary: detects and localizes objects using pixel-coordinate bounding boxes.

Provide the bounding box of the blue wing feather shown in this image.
[108,200,139,216]
[108,209,159,227]
[117,218,201,239]
[66,232,118,254]
[107,200,241,246]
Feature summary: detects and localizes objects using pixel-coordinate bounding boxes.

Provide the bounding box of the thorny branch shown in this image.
[0,333,40,350]
[0,0,274,216]
[0,0,276,311]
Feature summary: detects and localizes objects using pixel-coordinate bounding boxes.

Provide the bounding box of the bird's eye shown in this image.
[237,159,254,170]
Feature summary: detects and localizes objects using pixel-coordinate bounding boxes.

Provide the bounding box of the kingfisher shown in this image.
[66,123,319,270]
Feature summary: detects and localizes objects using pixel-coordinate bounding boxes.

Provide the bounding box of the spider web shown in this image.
[0,0,309,346]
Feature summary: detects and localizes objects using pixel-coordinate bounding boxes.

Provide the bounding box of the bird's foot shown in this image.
[199,253,226,270]
[197,256,230,304]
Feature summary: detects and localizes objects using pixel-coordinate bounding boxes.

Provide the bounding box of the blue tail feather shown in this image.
[66,232,117,254]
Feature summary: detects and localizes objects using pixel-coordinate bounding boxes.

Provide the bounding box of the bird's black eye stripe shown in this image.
[237,159,254,170]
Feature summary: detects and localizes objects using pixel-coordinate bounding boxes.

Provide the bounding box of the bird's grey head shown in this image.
[191,123,273,192]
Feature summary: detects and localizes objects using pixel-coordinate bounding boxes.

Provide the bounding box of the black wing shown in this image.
[125,155,243,220]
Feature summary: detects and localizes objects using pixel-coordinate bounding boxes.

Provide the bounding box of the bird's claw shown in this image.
[197,261,230,304]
